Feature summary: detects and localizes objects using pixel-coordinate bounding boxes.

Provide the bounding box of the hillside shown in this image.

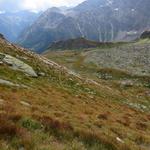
[0,35,150,150]
[47,38,118,51]
[44,39,150,77]
[18,0,150,52]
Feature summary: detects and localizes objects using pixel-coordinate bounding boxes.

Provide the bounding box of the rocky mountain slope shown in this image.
[0,34,150,150]
[0,10,40,42]
[18,0,150,52]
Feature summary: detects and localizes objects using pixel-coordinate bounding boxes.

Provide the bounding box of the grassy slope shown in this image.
[0,39,150,150]
[44,40,150,149]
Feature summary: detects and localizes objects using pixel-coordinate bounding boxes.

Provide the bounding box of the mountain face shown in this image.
[18,0,150,52]
[0,10,40,42]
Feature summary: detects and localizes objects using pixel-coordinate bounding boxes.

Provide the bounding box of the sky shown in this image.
[0,0,85,12]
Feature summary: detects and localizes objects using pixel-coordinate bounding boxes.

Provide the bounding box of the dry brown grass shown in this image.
[0,40,150,150]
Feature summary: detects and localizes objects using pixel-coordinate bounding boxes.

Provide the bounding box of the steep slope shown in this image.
[0,35,150,150]
[18,0,150,52]
[0,10,40,42]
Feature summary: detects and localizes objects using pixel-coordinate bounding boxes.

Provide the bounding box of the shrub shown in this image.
[20,117,42,131]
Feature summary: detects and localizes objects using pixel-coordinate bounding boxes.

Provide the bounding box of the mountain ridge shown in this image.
[18,0,150,52]
[0,10,40,42]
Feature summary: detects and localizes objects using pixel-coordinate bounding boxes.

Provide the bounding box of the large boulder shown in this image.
[0,53,37,77]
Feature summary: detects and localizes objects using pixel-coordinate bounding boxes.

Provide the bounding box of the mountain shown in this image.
[0,10,40,42]
[140,30,150,39]
[47,37,116,51]
[18,0,150,52]
[0,34,150,150]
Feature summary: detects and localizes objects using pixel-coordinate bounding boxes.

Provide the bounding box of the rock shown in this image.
[120,80,134,88]
[116,137,124,143]
[125,101,148,111]
[38,72,46,76]
[0,79,19,87]
[0,53,37,77]
[0,79,28,88]
[20,101,31,107]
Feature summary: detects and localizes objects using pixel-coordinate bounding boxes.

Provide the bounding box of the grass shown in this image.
[0,39,150,149]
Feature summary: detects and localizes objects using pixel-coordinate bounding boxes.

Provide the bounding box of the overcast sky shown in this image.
[0,0,85,12]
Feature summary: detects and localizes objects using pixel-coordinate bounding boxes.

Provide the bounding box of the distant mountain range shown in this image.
[17,0,150,52]
[0,10,40,42]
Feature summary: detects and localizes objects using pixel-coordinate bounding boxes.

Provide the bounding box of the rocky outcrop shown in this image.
[140,31,150,39]
[0,53,37,77]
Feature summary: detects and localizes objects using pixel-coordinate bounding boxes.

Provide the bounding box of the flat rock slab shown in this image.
[0,53,37,77]
[20,101,31,107]
[0,79,19,87]
[0,79,28,88]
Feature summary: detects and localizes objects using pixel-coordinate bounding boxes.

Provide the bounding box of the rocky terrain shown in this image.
[0,34,150,150]
[83,41,150,76]
[18,0,150,52]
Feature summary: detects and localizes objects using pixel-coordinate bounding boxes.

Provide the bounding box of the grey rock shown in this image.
[0,79,28,88]
[0,53,37,77]
[38,72,46,76]
[0,79,19,87]
[20,101,31,107]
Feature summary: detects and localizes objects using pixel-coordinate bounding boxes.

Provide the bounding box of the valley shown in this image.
[0,34,150,150]
[0,0,150,150]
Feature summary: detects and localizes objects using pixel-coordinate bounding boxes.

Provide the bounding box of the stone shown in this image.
[0,79,28,88]
[0,79,19,87]
[0,53,37,77]
[116,137,124,143]
[38,72,46,76]
[120,80,134,87]
[20,101,31,107]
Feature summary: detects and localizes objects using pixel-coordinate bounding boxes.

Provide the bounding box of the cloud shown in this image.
[0,0,85,12]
